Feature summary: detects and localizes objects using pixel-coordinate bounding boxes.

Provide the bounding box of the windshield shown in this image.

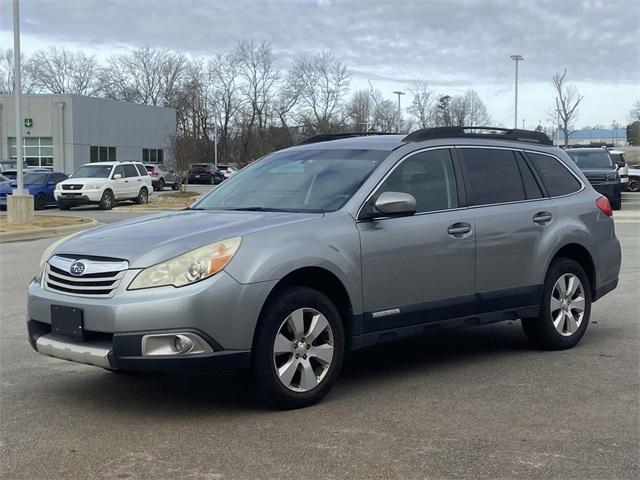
[567,150,614,169]
[72,165,113,178]
[194,149,388,212]
[24,173,48,185]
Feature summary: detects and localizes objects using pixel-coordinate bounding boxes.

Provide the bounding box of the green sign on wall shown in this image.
[24,118,33,128]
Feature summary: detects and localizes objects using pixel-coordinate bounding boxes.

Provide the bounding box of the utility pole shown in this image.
[392,91,405,133]
[8,0,33,225]
[213,123,218,166]
[510,55,524,129]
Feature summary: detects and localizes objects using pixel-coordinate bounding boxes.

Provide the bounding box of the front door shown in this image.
[358,148,476,332]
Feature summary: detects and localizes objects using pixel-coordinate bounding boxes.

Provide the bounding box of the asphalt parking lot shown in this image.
[0,194,638,479]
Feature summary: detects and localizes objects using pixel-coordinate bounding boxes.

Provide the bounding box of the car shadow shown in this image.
[41,321,541,415]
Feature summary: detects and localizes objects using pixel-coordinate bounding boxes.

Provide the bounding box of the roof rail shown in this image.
[403,126,553,146]
[298,132,395,145]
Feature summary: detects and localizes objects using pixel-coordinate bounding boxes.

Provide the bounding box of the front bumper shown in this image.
[28,270,277,371]
[590,181,621,202]
[55,189,103,205]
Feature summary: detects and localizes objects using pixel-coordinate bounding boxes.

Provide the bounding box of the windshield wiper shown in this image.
[228,207,272,211]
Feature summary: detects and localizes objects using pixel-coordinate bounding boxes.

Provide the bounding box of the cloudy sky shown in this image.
[1,0,638,128]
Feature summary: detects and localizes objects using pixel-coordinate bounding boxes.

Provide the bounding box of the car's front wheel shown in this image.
[522,258,591,350]
[99,190,114,210]
[253,287,345,409]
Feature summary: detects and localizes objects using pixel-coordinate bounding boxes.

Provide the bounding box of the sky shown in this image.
[1,0,639,129]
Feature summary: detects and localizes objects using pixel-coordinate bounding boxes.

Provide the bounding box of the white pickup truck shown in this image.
[55,161,153,210]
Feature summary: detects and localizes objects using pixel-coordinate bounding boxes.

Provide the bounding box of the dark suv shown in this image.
[565,147,622,210]
[187,163,225,185]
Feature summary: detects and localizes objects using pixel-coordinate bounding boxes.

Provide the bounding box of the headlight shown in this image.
[84,183,101,189]
[128,237,242,290]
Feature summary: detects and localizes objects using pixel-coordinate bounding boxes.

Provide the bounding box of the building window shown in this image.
[8,137,53,167]
[90,145,117,162]
[143,148,164,164]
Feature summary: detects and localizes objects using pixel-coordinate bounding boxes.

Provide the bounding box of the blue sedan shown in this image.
[0,171,68,210]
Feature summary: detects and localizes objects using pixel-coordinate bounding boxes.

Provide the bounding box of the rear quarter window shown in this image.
[527,153,582,197]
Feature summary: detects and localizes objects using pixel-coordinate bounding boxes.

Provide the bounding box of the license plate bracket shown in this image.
[51,305,84,340]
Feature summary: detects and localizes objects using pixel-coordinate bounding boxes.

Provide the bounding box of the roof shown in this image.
[553,128,626,140]
[294,134,407,151]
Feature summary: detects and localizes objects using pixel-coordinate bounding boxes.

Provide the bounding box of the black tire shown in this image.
[58,203,71,210]
[135,187,148,205]
[171,180,180,191]
[157,179,165,191]
[34,193,46,210]
[209,176,215,185]
[611,198,622,210]
[522,258,592,350]
[99,190,114,210]
[253,287,345,409]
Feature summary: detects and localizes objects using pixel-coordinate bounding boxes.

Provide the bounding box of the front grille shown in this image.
[586,174,607,182]
[62,184,83,190]
[45,255,128,298]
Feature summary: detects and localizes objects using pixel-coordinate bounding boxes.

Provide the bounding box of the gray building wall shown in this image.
[0,94,176,174]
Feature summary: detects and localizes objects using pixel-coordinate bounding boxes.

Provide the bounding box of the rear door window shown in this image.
[527,153,582,197]
[123,164,139,177]
[136,164,148,176]
[459,148,525,205]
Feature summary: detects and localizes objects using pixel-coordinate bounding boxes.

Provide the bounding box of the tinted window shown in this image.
[461,149,525,205]
[516,155,544,199]
[123,164,139,178]
[528,153,582,197]
[375,149,458,213]
[196,149,387,212]
[136,164,148,176]
[24,173,48,185]
[566,150,614,169]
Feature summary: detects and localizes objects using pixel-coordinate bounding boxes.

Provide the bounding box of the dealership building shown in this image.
[0,94,176,174]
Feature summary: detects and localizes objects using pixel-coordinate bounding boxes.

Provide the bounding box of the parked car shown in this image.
[0,171,67,210]
[608,149,629,188]
[2,167,52,180]
[145,164,181,191]
[565,147,622,210]
[27,127,621,409]
[627,165,640,192]
[216,164,238,179]
[0,174,10,185]
[187,163,225,184]
[54,161,152,210]
[0,160,18,174]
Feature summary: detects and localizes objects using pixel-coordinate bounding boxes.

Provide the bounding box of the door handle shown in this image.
[137,178,141,182]
[124,180,129,183]
[447,222,472,236]
[533,211,552,224]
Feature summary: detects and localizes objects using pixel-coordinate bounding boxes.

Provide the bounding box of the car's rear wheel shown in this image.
[99,190,114,210]
[253,287,344,409]
[157,179,165,191]
[34,193,46,210]
[522,258,591,350]
[135,187,148,205]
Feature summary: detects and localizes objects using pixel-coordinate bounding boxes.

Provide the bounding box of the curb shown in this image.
[0,217,99,243]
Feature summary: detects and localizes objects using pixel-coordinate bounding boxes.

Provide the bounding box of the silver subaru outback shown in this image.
[27,127,621,409]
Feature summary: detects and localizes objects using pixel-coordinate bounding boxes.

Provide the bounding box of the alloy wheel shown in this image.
[550,273,586,336]
[273,307,334,392]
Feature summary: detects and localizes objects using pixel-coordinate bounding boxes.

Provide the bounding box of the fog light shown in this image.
[173,335,193,354]
[141,332,213,356]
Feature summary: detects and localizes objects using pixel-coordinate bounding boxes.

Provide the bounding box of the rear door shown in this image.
[358,147,476,332]
[457,147,558,312]
[123,164,141,197]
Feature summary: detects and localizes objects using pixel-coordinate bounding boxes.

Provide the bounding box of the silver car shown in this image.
[27,127,621,409]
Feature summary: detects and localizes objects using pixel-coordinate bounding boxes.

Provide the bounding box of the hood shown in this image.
[54,209,321,268]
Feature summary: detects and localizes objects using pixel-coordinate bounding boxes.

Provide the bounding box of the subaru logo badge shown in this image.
[69,261,86,276]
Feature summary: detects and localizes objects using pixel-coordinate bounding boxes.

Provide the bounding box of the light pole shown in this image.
[510,54,524,129]
[392,91,405,133]
[8,0,33,224]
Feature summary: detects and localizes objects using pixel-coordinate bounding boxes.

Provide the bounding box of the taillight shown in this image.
[596,196,612,217]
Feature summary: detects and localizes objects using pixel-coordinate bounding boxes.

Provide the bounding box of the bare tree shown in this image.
[209,52,243,163]
[348,89,372,131]
[552,69,583,146]
[99,47,186,106]
[26,47,99,95]
[292,51,350,134]
[408,81,435,128]
[1,48,36,94]
[463,90,491,126]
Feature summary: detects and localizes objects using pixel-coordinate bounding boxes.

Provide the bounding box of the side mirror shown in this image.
[360,191,417,219]
[113,173,122,180]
